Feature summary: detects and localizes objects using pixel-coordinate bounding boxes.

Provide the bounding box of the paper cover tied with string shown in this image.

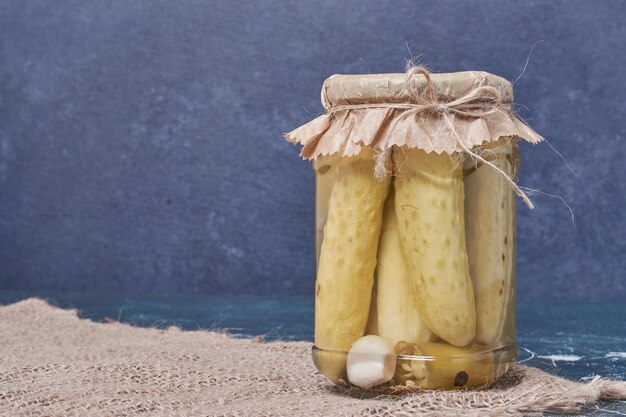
[284,67,545,391]
[286,67,542,156]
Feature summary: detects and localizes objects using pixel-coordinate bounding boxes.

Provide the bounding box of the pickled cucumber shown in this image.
[464,139,518,345]
[394,147,476,347]
[373,184,434,345]
[314,147,391,383]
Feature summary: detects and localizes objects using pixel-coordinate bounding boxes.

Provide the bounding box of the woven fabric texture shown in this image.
[0,299,624,416]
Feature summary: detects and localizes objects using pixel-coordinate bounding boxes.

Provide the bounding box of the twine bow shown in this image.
[327,66,534,209]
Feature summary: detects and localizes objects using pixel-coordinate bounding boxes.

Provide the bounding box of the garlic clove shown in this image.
[346,335,397,389]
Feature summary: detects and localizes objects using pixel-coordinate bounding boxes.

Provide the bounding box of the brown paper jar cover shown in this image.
[285,70,543,159]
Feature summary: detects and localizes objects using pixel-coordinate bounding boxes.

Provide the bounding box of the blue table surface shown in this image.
[1,291,625,416]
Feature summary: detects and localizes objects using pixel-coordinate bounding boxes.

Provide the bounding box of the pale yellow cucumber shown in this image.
[314,147,391,383]
[394,147,475,347]
[395,342,495,389]
[375,184,434,345]
[464,139,518,346]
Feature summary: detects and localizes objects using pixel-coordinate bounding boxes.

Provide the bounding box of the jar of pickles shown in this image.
[285,67,543,391]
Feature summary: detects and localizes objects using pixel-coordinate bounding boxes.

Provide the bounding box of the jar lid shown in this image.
[321,71,514,110]
[285,67,543,159]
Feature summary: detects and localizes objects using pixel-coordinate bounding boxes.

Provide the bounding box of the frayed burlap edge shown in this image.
[0,298,624,417]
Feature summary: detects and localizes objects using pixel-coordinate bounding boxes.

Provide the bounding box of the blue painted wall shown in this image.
[1,0,625,299]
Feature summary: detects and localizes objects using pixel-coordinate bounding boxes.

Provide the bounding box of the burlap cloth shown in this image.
[1,299,624,416]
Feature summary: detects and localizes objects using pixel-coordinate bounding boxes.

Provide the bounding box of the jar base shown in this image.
[312,343,518,392]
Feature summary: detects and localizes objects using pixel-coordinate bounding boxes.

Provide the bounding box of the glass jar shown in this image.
[285,68,542,391]
[311,140,519,390]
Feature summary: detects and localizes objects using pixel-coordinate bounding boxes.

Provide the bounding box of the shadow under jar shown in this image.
[285,68,543,392]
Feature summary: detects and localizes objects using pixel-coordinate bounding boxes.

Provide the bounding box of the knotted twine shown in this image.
[326,66,535,209]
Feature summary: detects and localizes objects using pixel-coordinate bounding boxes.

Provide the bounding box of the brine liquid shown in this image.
[312,140,520,390]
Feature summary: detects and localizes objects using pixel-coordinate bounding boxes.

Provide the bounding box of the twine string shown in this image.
[326,66,534,209]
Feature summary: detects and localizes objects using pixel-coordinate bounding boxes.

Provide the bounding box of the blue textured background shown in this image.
[1,0,625,299]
